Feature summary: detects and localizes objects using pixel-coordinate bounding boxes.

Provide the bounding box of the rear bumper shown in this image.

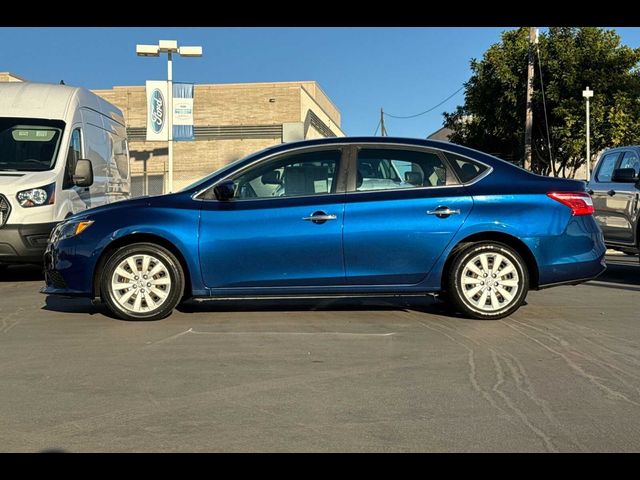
[0,222,57,264]
[534,215,607,288]
[537,253,607,289]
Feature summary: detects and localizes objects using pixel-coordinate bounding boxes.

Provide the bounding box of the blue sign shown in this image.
[173,83,195,141]
[149,88,165,134]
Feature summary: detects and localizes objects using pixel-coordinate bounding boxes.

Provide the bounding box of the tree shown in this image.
[443,27,640,178]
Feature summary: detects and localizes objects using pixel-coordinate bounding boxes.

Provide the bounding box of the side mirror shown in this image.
[73,159,94,187]
[611,168,639,183]
[213,180,235,201]
[261,170,282,185]
[405,171,424,186]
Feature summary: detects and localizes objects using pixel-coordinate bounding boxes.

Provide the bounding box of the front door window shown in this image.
[232,150,341,200]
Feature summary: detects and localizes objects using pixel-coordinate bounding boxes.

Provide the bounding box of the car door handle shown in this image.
[427,207,461,218]
[608,189,616,196]
[303,211,337,224]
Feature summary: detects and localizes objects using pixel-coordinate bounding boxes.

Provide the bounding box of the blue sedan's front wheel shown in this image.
[447,242,529,320]
[100,242,185,321]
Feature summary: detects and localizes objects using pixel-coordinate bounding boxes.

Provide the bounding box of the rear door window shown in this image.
[354,148,451,192]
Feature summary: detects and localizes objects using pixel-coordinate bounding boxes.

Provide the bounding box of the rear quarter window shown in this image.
[444,152,489,183]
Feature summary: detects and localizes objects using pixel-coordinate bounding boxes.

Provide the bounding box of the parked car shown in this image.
[0,82,130,267]
[42,137,606,321]
[588,146,640,255]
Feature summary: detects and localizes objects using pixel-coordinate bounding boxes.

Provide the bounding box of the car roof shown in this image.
[281,136,454,149]
[268,136,520,170]
[601,145,640,153]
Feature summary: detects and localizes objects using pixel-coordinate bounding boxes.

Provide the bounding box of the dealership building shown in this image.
[1,72,344,195]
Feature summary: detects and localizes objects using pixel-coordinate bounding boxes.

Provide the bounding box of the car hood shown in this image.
[67,195,154,221]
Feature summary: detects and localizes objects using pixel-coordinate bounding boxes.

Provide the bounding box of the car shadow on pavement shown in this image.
[177,295,468,319]
[0,264,43,282]
[592,254,640,288]
[40,294,467,321]
[42,296,120,319]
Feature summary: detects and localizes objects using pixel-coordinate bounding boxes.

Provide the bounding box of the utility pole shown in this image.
[524,27,538,171]
[380,108,388,136]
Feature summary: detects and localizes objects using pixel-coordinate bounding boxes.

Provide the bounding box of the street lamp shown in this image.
[582,86,594,181]
[136,40,203,193]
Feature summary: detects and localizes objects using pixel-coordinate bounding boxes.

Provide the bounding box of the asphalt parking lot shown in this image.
[0,253,639,452]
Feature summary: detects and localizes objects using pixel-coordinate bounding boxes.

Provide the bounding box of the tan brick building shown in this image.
[93,81,344,195]
[1,72,344,195]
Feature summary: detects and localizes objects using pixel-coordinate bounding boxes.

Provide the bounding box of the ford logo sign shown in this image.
[150,88,165,134]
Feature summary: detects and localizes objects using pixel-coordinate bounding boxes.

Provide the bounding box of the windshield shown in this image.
[0,118,64,172]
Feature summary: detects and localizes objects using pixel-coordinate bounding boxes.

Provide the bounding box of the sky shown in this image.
[2,27,640,138]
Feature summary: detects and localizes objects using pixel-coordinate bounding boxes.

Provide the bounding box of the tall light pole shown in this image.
[136,40,202,193]
[582,86,594,181]
[524,27,538,171]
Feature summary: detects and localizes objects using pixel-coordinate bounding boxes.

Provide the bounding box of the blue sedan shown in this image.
[42,137,606,321]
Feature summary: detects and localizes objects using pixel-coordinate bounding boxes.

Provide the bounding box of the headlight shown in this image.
[52,220,94,241]
[17,183,56,207]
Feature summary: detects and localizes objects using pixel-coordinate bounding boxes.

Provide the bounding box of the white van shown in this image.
[0,82,130,266]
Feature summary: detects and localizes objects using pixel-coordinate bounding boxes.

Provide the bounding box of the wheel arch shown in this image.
[92,233,192,301]
[441,231,540,291]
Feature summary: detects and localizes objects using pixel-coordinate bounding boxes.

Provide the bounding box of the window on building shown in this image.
[131,174,164,197]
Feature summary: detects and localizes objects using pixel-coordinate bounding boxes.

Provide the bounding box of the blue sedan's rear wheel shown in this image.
[101,242,184,321]
[447,242,528,320]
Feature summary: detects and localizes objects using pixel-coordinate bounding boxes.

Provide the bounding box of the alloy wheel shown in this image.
[459,251,521,313]
[110,254,172,313]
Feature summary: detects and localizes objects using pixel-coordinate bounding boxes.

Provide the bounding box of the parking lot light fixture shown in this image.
[135,44,160,57]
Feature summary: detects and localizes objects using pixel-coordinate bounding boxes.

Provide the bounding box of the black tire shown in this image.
[100,242,184,321]
[446,242,529,320]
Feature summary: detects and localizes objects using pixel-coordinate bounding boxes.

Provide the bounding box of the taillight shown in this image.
[547,192,594,216]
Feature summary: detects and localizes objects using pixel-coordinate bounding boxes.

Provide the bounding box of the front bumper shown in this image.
[42,241,87,296]
[41,231,96,297]
[0,222,58,264]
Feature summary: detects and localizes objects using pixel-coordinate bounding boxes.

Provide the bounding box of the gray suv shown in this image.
[588,146,640,255]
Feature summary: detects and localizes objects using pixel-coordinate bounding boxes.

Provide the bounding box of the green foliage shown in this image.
[443,27,640,177]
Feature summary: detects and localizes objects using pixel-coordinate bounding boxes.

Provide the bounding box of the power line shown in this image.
[383,86,464,119]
